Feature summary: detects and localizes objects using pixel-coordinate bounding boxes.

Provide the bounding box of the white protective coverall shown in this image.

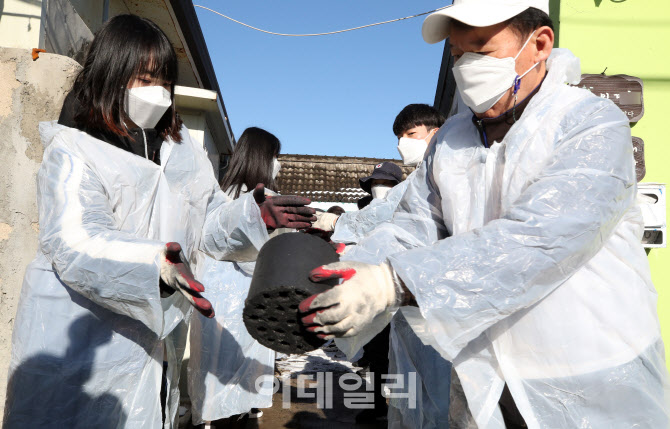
[388,309,452,429]
[331,180,409,245]
[337,49,670,428]
[188,187,275,424]
[332,175,454,428]
[4,122,268,429]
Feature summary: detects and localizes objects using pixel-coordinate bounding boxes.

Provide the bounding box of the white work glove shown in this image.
[160,242,214,318]
[298,261,399,340]
[312,212,339,232]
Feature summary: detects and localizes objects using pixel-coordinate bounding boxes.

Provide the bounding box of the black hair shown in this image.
[327,206,345,216]
[70,14,182,142]
[220,127,282,199]
[392,104,446,137]
[506,7,554,41]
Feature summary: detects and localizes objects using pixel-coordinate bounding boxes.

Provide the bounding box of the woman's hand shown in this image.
[160,242,214,318]
[253,184,316,231]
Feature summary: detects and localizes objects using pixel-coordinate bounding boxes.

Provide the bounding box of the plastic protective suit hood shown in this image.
[4,122,268,428]
[188,187,274,424]
[338,49,669,428]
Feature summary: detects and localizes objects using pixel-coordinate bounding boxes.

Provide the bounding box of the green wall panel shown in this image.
[558,0,670,369]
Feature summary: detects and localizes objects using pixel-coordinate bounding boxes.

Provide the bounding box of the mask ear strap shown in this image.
[514,30,537,61]
[511,30,537,122]
[512,56,540,122]
[513,62,540,121]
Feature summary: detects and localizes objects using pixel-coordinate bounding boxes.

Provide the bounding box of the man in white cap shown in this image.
[299,1,670,427]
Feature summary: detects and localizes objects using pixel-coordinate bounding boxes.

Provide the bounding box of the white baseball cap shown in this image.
[422,0,550,44]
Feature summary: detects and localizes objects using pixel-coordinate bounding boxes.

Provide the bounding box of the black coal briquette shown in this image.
[244,233,340,354]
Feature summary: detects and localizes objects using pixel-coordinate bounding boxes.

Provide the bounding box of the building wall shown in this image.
[67,0,131,34]
[39,0,128,63]
[42,0,93,63]
[558,0,670,369]
[0,0,42,49]
[181,112,206,144]
[202,126,219,178]
[109,0,130,17]
[0,47,80,422]
[181,112,221,179]
[68,0,104,32]
[0,0,131,61]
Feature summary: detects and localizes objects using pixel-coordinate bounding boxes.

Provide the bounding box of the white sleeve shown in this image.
[388,102,635,359]
[38,140,168,334]
[331,179,410,245]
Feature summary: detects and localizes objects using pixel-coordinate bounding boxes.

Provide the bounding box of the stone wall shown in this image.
[0,47,79,420]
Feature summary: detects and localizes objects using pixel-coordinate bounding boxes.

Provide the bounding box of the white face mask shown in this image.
[124,86,172,129]
[452,31,539,114]
[397,134,432,167]
[371,185,392,200]
[272,158,281,180]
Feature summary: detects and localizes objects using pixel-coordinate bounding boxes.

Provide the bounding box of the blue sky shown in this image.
[194,1,451,159]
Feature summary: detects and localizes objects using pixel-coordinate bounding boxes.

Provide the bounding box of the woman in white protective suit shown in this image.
[3,15,314,429]
[299,2,670,428]
[187,127,284,426]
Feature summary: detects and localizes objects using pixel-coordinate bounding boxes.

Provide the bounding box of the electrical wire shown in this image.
[193,4,451,37]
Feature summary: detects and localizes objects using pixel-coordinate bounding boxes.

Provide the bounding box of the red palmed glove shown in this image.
[160,242,214,318]
[253,184,316,230]
[298,261,398,339]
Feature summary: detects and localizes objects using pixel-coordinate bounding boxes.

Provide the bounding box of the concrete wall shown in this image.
[558,0,670,370]
[0,47,80,421]
[0,0,43,49]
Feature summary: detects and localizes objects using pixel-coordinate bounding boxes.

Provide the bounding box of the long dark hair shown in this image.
[70,14,182,142]
[220,127,281,199]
